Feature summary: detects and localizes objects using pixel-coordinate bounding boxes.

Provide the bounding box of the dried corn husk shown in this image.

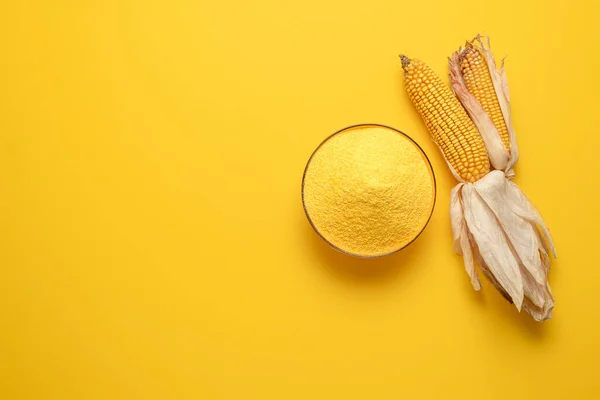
[448,36,556,321]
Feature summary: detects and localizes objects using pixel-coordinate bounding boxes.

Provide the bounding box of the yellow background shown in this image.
[1,1,599,398]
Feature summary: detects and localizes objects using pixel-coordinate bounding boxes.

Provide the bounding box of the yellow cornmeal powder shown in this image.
[302,125,435,257]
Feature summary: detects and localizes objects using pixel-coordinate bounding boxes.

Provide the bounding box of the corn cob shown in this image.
[400,55,490,183]
[458,45,511,152]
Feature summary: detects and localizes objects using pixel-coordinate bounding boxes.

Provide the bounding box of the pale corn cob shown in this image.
[459,45,511,152]
[400,55,490,182]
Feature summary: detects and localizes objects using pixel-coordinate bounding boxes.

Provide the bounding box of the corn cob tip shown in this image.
[399,55,411,70]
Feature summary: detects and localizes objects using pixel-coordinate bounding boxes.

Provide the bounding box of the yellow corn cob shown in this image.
[400,55,490,182]
[459,46,511,152]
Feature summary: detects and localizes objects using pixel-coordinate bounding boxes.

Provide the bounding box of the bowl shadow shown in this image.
[303,218,431,286]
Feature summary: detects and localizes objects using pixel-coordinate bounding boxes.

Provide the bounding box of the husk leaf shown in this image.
[449,172,555,321]
[450,183,481,290]
[503,180,557,258]
[473,171,545,285]
[461,183,525,310]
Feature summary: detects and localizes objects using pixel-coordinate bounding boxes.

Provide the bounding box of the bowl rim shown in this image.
[301,123,437,258]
